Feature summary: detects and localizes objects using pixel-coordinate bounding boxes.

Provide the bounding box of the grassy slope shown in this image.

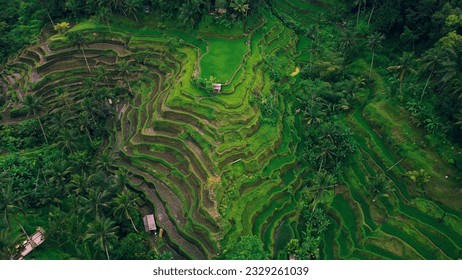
[2,1,461,260]
[200,36,247,83]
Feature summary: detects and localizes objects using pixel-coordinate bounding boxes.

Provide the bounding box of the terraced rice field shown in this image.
[2,0,461,260]
[272,0,462,260]
[0,11,304,259]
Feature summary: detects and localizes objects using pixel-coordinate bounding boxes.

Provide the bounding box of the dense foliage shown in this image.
[1,0,461,260]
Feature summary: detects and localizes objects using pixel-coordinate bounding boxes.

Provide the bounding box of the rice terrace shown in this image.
[0,0,461,260]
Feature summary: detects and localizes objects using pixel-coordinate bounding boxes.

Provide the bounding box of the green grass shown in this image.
[200,36,248,83]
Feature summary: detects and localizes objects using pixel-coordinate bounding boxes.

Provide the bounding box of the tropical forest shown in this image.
[0,0,461,260]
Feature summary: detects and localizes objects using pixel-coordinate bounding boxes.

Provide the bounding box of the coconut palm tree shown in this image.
[0,183,30,242]
[80,187,111,218]
[367,32,384,79]
[308,171,336,211]
[66,32,91,72]
[56,128,80,154]
[112,190,139,232]
[49,111,73,135]
[302,99,325,125]
[117,59,134,94]
[420,47,443,101]
[124,0,141,23]
[44,160,72,191]
[22,94,48,144]
[95,153,113,174]
[67,173,91,197]
[95,66,110,87]
[387,52,416,95]
[85,217,118,260]
[405,169,430,192]
[230,0,250,18]
[112,168,131,189]
[178,0,204,28]
[96,6,112,31]
[77,111,94,144]
[353,0,366,27]
[369,174,393,202]
[0,228,20,260]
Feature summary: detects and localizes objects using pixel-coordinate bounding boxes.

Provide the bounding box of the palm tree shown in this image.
[124,0,141,23]
[420,47,443,101]
[308,171,336,211]
[112,190,139,232]
[339,29,358,59]
[66,32,91,72]
[112,168,131,189]
[22,95,48,144]
[85,217,118,260]
[95,66,110,87]
[117,60,134,94]
[405,169,430,192]
[56,128,80,154]
[179,0,204,28]
[77,111,94,144]
[367,32,384,79]
[67,173,91,197]
[305,24,320,71]
[49,111,73,134]
[0,229,20,260]
[230,0,250,18]
[109,0,126,14]
[369,174,393,202]
[95,153,113,174]
[387,52,416,95]
[0,183,30,242]
[80,187,111,218]
[353,0,366,27]
[302,99,325,125]
[44,160,72,191]
[96,6,112,31]
[367,0,378,26]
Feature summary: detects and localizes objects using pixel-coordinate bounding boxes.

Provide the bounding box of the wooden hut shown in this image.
[212,83,222,93]
[143,214,157,232]
[12,227,46,260]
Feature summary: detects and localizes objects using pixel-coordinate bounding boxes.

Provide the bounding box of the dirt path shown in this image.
[290,66,300,76]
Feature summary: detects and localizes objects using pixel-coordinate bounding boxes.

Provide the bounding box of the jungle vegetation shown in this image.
[0,0,461,260]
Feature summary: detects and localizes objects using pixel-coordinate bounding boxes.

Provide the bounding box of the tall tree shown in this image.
[367,32,384,79]
[80,187,111,218]
[405,169,430,192]
[124,0,141,23]
[0,229,19,260]
[66,32,91,72]
[387,52,416,95]
[230,0,250,18]
[0,183,30,242]
[22,95,48,144]
[178,0,204,28]
[420,47,443,101]
[224,235,268,260]
[308,171,336,211]
[117,59,134,94]
[112,190,139,232]
[85,217,118,260]
[56,128,79,154]
[96,6,112,31]
[353,0,366,27]
[369,174,393,202]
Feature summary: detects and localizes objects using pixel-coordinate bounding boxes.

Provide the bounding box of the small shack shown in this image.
[12,227,46,260]
[212,83,222,93]
[143,214,157,232]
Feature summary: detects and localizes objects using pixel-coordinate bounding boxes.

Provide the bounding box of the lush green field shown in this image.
[1,0,461,260]
[200,36,248,83]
